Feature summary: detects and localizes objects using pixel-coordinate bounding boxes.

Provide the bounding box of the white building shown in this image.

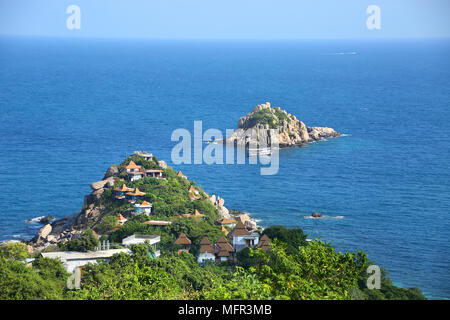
[41,249,131,274]
[121,234,160,257]
[228,220,259,252]
[134,201,153,215]
[197,237,215,264]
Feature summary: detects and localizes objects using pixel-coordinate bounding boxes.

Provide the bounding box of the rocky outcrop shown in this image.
[221,102,340,148]
[312,212,323,218]
[90,177,115,191]
[209,194,231,219]
[103,165,119,180]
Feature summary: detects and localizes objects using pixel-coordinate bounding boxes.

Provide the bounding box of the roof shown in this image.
[256,234,271,251]
[41,249,131,261]
[122,234,160,245]
[126,188,145,196]
[193,209,205,217]
[217,248,230,257]
[221,226,229,236]
[145,169,163,173]
[174,233,191,245]
[182,209,205,218]
[117,213,127,221]
[188,193,198,199]
[199,237,214,253]
[177,171,186,177]
[125,161,141,170]
[229,220,251,237]
[135,201,152,207]
[114,184,132,192]
[143,220,172,226]
[216,236,234,252]
[188,186,196,193]
[216,218,237,225]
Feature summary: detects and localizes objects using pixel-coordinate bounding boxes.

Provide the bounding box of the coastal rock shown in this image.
[312,212,322,218]
[221,102,340,148]
[103,165,119,180]
[158,160,168,169]
[245,220,257,231]
[37,224,52,240]
[39,216,55,224]
[90,177,115,191]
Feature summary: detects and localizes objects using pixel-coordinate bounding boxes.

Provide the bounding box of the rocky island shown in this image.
[221,102,340,148]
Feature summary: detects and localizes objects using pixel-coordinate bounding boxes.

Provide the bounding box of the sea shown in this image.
[0,36,449,299]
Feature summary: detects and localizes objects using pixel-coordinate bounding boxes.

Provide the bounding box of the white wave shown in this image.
[11,234,23,238]
[26,216,45,223]
[340,134,351,137]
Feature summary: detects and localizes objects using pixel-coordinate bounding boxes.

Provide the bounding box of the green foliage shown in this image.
[0,256,67,300]
[58,229,99,252]
[94,215,117,234]
[262,225,307,254]
[0,242,28,260]
[354,265,427,300]
[246,240,369,299]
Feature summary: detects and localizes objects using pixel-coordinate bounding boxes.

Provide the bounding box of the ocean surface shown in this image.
[0,36,449,299]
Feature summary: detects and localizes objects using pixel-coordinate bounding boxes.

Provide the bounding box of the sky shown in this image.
[0,0,449,39]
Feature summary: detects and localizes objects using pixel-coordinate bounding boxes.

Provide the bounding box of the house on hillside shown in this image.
[134,200,153,215]
[134,151,153,161]
[228,220,260,252]
[41,249,131,274]
[255,234,271,252]
[114,184,133,199]
[214,236,235,262]
[174,233,191,253]
[197,237,215,264]
[126,188,146,203]
[125,161,144,181]
[216,218,237,228]
[177,171,187,179]
[145,168,164,179]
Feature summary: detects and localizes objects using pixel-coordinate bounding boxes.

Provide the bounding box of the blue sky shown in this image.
[1,0,449,39]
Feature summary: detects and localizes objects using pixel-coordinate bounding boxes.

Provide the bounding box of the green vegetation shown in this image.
[262,225,307,254]
[58,229,99,252]
[248,107,292,129]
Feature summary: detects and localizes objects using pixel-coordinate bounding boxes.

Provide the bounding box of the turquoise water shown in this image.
[0,37,449,299]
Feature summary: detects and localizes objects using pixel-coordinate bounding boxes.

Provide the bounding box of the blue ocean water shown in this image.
[0,37,449,299]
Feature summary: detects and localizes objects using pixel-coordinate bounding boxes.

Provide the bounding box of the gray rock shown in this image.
[103,165,119,180]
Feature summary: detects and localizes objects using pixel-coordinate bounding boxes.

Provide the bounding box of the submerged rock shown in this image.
[312,212,323,218]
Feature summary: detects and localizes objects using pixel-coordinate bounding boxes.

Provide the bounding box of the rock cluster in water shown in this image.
[222,102,340,148]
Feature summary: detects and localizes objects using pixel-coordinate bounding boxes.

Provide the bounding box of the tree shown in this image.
[262,225,307,254]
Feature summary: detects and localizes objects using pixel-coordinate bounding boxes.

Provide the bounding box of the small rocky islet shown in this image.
[221,102,340,148]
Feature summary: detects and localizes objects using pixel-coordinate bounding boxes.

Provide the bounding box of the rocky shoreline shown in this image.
[221,102,340,149]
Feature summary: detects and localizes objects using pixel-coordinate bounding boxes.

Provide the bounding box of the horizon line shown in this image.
[1,33,450,42]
